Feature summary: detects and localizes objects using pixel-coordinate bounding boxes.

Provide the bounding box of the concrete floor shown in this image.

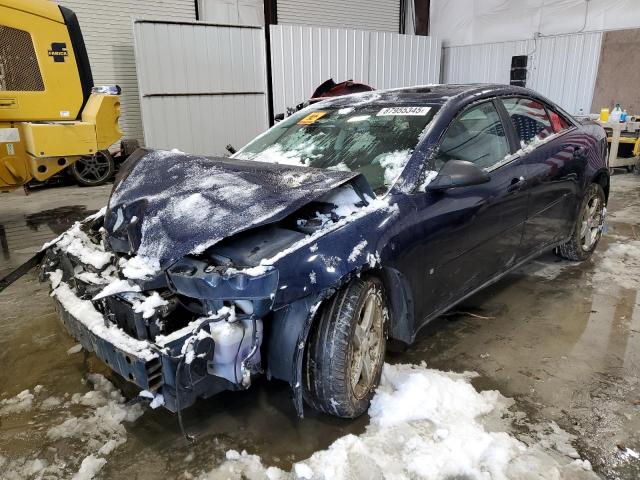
[0,174,639,479]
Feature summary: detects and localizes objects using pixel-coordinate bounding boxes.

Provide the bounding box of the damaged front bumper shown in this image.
[41,227,278,413]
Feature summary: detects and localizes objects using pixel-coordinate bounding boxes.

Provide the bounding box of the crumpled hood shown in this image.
[105,149,363,263]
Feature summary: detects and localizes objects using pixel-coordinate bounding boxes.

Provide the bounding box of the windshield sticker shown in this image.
[377,106,432,116]
[298,111,327,125]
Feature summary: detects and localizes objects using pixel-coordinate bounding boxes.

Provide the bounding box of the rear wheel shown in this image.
[70,150,115,186]
[303,277,387,418]
[557,183,606,261]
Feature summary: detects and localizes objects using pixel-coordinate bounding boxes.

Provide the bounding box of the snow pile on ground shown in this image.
[593,239,640,290]
[195,363,597,479]
[0,389,35,416]
[0,375,143,480]
[48,373,143,458]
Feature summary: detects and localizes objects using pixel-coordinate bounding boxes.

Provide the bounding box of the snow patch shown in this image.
[348,239,368,263]
[419,170,439,191]
[118,255,161,280]
[196,362,597,479]
[50,222,112,270]
[241,143,308,167]
[0,389,34,416]
[92,279,141,300]
[50,277,156,361]
[132,291,168,319]
[67,344,83,355]
[71,455,106,480]
[0,374,144,479]
[376,149,412,187]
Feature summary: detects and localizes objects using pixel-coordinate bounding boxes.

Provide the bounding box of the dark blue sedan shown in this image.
[42,84,609,419]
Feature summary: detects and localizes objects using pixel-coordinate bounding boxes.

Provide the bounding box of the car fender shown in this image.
[265,200,417,416]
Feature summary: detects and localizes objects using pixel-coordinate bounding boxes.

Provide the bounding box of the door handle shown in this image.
[507,176,526,192]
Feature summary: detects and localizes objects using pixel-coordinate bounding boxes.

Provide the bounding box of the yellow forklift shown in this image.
[0,0,122,192]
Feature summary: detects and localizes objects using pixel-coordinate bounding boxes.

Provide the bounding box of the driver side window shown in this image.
[435,102,510,171]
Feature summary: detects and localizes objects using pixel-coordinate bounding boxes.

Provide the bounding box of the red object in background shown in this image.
[308,79,375,103]
[549,111,570,133]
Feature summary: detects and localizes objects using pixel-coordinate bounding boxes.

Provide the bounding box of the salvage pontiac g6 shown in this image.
[41,85,609,418]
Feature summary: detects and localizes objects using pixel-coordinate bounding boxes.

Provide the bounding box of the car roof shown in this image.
[317,83,536,107]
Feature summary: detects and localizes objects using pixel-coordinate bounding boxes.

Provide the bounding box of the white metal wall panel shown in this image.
[197,0,264,26]
[431,0,640,47]
[59,1,195,143]
[277,0,400,33]
[442,31,603,115]
[270,25,441,116]
[134,21,269,155]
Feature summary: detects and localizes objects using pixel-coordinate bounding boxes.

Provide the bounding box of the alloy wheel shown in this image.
[580,194,604,251]
[72,151,113,184]
[350,288,385,399]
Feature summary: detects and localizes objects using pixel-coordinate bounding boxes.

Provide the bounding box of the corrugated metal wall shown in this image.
[197,0,263,26]
[442,31,603,115]
[277,0,400,33]
[270,25,441,116]
[59,0,195,143]
[133,20,269,155]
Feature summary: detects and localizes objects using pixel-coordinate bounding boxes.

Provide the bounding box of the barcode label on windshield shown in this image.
[377,107,431,116]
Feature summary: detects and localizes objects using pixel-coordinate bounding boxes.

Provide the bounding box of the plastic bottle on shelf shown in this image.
[620,109,628,122]
[600,108,610,122]
[610,103,622,122]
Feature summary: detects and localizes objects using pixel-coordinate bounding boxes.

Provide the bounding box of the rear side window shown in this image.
[435,101,510,170]
[502,98,554,148]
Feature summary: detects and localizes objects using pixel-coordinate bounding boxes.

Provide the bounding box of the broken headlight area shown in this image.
[40,220,275,412]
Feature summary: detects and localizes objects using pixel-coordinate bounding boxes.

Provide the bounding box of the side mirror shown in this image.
[427,160,491,191]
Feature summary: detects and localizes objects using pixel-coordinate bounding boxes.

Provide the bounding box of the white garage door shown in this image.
[58,0,195,143]
[277,0,400,33]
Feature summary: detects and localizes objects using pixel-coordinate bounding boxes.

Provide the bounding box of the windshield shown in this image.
[234,103,439,195]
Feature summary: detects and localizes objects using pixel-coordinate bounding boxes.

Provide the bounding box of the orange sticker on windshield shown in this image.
[298,111,326,125]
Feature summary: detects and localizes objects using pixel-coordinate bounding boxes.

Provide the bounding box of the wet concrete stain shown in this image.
[0,174,639,478]
[24,206,97,235]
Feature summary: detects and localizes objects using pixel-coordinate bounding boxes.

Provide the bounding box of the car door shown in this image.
[500,97,585,256]
[401,99,530,325]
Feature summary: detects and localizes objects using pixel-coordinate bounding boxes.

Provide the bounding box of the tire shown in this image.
[70,150,115,186]
[303,276,388,418]
[557,183,606,261]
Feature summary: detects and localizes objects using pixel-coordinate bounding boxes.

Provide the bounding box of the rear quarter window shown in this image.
[502,97,554,147]
[548,110,571,133]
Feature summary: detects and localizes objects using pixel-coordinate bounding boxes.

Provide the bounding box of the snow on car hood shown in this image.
[105,149,367,263]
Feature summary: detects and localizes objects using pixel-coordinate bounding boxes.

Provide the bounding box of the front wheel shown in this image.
[303,277,387,418]
[557,183,606,261]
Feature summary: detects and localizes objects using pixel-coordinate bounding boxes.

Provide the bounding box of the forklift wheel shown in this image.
[70,151,115,187]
